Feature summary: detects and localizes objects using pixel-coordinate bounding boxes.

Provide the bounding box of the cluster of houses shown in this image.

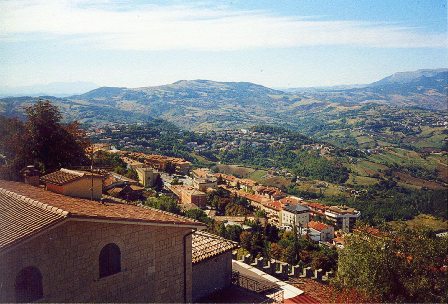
[121,151,192,175]
[111,149,361,243]
[190,129,290,153]
[185,168,360,243]
[0,146,362,303]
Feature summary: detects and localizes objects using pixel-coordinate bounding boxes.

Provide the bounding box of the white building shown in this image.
[281,204,310,230]
[324,205,361,232]
[307,221,335,242]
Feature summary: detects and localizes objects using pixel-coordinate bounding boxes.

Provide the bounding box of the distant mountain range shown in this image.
[0,81,98,97]
[0,69,446,131]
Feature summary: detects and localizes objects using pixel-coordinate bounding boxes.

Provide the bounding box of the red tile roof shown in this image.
[0,180,205,251]
[263,200,283,211]
[284,294,320,304]
[302,202,327,210]
[279,196,301,206]
[41,168,102,185]
[308,221,331,232]
[192,231,238,264]
[0,187,68,251]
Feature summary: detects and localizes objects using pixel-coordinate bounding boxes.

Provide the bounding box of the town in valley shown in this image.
[0,0,447,303]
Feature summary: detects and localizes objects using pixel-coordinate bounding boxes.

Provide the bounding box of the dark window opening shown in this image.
[99,243,121,278]
[15,266,43,302]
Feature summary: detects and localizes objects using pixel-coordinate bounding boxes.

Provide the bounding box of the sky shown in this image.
[0,0,446,89]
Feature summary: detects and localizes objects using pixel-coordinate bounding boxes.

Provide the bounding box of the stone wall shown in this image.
[192,251,232,302]
[234,252,335,283]
[0,220,192,303]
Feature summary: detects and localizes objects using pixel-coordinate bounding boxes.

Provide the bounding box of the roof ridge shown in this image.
[137,202,205,225]
[102,194,204,225]
[60,168,85,176]
[195,230,238,245]
[0,187,69,217]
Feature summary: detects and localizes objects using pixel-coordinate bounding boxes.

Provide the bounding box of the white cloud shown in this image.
[0,0,446,50]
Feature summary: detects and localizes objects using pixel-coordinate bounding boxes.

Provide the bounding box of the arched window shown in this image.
[15,266,43,302]
[99,243,121,278]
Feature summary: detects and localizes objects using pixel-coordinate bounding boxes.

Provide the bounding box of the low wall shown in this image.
[192,251,232,302]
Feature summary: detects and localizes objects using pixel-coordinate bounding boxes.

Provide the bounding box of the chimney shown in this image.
[23,165,40,186]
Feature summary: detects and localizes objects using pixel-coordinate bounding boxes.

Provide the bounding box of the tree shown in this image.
[0,101,90,179]
[270,243,283,260]
[145,195,181,214]
[240,231,253,253]
[0,116,26,179]
[334,226,448,302]
[23,100,89,172]
[255,209,267,218]
[226,225,243,242]
[184,208,212,224]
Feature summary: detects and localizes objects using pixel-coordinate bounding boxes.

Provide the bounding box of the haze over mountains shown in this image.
[0,81,98,97]
[0,69,446,131]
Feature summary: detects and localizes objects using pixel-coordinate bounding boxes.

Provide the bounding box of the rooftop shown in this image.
[192,231,238,264]
[327,205,359,215]
[125,152,191,165]
[0,187,67,251]
[263,200,283,211]
[308,221,331,232]
[41,168,102,186]
[0,180,204,251]
[279,196,301,206]
[192,168,211,179]
[283,204,310,214]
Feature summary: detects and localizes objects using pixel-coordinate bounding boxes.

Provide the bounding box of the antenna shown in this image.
[90,144,94,201]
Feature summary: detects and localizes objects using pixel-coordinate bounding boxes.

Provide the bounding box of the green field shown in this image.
[389,214,448,232]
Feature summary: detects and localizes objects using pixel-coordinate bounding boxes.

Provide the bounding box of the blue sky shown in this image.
[0,0,446,88]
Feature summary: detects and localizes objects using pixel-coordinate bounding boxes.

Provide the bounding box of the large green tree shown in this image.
[0,100,89,179]
[334,226,448,302]
[23,100,89,172]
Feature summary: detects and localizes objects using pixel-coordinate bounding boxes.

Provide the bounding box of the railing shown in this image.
[231,271,284,303]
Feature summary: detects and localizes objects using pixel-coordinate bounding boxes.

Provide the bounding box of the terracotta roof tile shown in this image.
[284,294,320,304]
[0,187,68,251]
[0,180,205,249]
[192,231,238,264]
[41,168,102,185]
[308,221,331,232]
[264,200,283,211]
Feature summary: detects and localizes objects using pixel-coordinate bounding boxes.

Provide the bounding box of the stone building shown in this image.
[192,231,237,302]
[40,168,104,200]
[0,180,205,303]
[170,185,207,209]
[135,167,160,188]
[192,177,217,192]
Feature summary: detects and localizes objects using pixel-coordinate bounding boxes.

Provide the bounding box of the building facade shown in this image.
[0,180,204,303]
[324,206,360,232]
[135,167,160,188]
[281,204,310,229]
[41,168,103,200]
[307,221,335,242]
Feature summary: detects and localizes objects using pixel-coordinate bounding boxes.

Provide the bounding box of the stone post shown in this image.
[281,263,290,277]
[303,267,313,278]
[314,269,323,281]
[263,260,272,274]
[290,265,302,277]
[256,257,264,269]
[243,254,252,264]
[270,260,278,274]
